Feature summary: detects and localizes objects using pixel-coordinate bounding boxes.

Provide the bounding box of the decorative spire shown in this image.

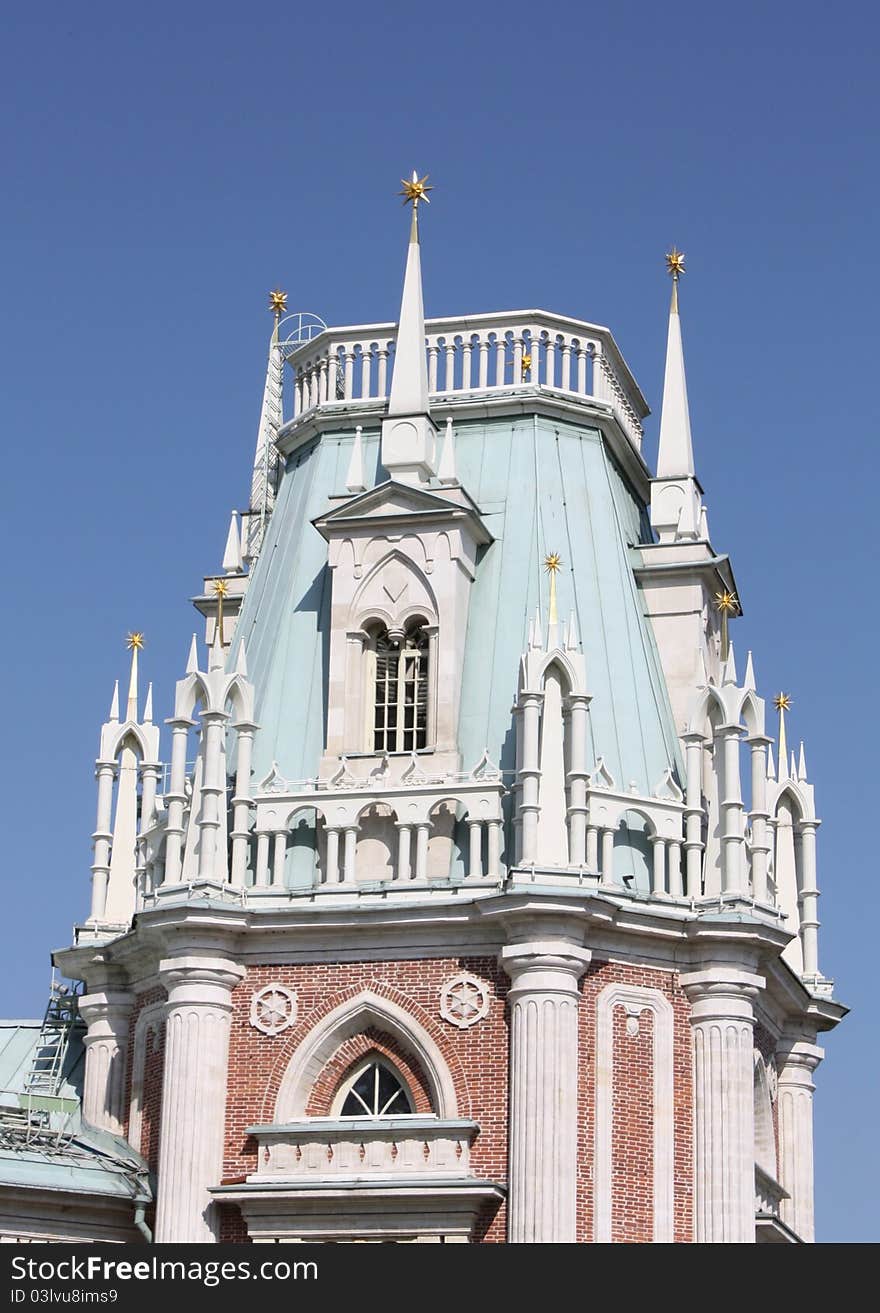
[797,740,808,782]
[544,553,562,629]
[722,639,738,687]
[346,425,366,494]
[222,510,243,574]
[714,590,739,661]
[388,171,432,418]
[235,639,248,676]
[246,292,285,560]
[744,649,756,692]
[186,633,199,674]
[767,741,777,782]
[144,682,153,724]
[125,632,144,721]
[657,248,695,479]
[212,578,228,647]
[109,679,120,723]
[437,415,457,484]
[774,692,792,775]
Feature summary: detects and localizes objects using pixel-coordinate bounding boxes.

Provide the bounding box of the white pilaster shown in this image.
[681,966,764,1243]
[154,955,245,1243]
[501,938,591,1242]
[78,989,134,1137]
[776,1033,823,1242]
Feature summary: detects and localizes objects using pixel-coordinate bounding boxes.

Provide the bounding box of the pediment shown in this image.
[313,480,492,544]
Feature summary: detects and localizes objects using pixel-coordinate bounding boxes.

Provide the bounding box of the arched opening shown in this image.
[536,660,570,865]
[613,809,653,893]
[355,802,396,881]
[427,798,469,880]
[366,619,430,753]
[333,1056,416,1118]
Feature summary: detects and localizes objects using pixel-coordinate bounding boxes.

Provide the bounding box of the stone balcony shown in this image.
[245,1117,479,1182]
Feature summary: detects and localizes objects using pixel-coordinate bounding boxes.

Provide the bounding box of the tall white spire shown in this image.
[649,249,702,545]
[246,291,286,561]
[222,510,243,574]
[125,632,143,720]
[381,173,437,484]
[656,252,695,479]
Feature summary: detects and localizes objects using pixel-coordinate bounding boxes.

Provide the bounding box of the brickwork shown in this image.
[577,960,693,1244]
[305,1026,434,1115]
[124,986,166,1234]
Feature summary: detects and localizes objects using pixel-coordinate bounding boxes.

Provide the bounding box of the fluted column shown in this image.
[163,718,193,885]
[747,735,772,902]
[565,694,590,865]
[797,822,820,976]
[776,1032,823,1242]
[487,820,502,879]
[518,694,542,864]
[501,938,591,1242]
[229,722,256,887]
[324,826,341,884]
[681,967,764,1242]
[395,823,412,881]
[468,820,483,879]
[154,955,245,1243]
[683,732,705,898]
[719,725,747,894]
[78,989,133,1136]
[89,762,116,921]
[197,712,229,880]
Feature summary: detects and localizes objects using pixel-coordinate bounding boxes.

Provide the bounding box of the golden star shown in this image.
[713,590,739,615]
[212,578,229,598]
[544,552,562,573]
[268,288,288,316]
[399,171,433,207]
[666,247,686,279]
[126,632,145,651]
[773,692,792,712]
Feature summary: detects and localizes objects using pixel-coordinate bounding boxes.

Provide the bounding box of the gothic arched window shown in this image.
[371,622,429,753]
[338,1058,415,1117]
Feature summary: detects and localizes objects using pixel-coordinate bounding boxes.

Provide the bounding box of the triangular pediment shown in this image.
[313,480,492,543]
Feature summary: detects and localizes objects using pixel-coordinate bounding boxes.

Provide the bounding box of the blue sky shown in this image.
[1,2,877,1241]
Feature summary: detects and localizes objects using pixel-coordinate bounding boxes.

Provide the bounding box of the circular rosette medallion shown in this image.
[249,984,298,1036]
[440,973,490,1029]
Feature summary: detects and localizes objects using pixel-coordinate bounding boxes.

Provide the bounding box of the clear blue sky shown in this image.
[1,3,876,1241]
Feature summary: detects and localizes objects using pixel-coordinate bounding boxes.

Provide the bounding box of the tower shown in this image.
[34,184,843,1244]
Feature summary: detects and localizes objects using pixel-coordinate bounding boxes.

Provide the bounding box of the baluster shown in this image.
[513,336,524,383]
[361,346,372,399]
[462,337,473,390]
[545,335,556,388]
[577,345,587,395]
[377,346,389,396]
[445,339,456,393]
[295,368,304,415]
[561,339,572,391]
[428,342,439,391]
[479,336,490,388]
[496,335,507,386]
[344,349,354,400]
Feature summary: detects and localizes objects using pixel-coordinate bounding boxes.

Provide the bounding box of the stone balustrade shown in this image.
[246,1117,478,1181]
[281,309,646,451]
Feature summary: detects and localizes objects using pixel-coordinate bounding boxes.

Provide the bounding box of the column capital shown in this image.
[78,989,134,1038]
[681,966,764,1022]
[501,940,591,996]
[776,1034,824,1076]
[158,955,245,1010]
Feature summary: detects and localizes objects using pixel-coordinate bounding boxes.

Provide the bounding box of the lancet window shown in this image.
[371,622,429,753]
[337,1058,415,1117]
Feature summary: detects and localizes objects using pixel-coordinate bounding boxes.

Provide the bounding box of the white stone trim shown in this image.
[250,984,298,1036]
[594,982,674,1243]
[273,989,460,1120]
[128,1001,166,1154]
[439,974,490,1029]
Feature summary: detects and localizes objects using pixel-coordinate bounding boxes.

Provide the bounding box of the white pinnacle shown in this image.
[222,511,243,574]
[346,425,367,494]
[388,207,430,418]
[657,277,695,479]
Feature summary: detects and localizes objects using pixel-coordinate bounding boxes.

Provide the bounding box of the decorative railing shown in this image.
[245,1118,479,1181]
[282,310,646,451]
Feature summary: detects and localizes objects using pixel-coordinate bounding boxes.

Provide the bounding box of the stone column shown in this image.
[468,820,483,879]
[163,718,194,885]
[395,823,412,881]
[229,722,256,887]
[797,822,820,977]
[747,735,772,903]
[154,955,245,1243]
[719,725,747,895]
[565,694,590,865]
[486,821,502,879]
[518,694,542,864]
[89,761,116,921]
[683,732,705,899]
[501,938,591,1242]
[78,989,134,1136]
[681,966,764,1243]
[776,1032,823,1243]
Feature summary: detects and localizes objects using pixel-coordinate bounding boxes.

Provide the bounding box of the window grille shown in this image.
[372,624,428,752]
[339,1059,415,1117]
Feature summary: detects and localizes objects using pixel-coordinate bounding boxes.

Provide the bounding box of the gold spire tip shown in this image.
[126,632,145,651]
[665,247,686,280]
[212,578,229,597]
[773,692,792,712]
[543,552,562,573]
[399,171,433,209]
[713,590,739,615]
[269,288,288,317]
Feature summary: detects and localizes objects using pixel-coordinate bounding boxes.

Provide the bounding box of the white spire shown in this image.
[235,639,248,676]
[566,610,580,651]
[144,683,153,724]
[437,415,457,484]
[767,742,777,782]
[388,200,430,419]
[790,750,798,781]
[186,633,199,674]
[222,510,243,574]
[722,640,738,686]
[246,311,284,561]
[109,679,120,722]
[346,425,367,494]
[125,634,143,721]
[656,263,695,479]
[744,650,756,691]
[531,605,544,651]
[699,503,709,540]
[797,741,808,782]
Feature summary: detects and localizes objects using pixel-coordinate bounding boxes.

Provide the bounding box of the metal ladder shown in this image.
[23,972,81,1098]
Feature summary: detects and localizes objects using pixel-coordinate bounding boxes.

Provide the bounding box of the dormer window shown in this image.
[370,621,429,753]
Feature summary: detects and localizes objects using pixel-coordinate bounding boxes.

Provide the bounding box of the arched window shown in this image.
[337,1058,415,1117]
[372,622,429,753]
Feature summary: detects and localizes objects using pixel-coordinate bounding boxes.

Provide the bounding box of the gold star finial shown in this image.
[773,692,792,712]
[126,632,145,651]
[269,288,288,319]
[714,590,738,615]
[399,171,433,209]
[521,351,532,380]
[544,553,562,626]
[212,579,229,647]
[544,553,562,574]
[666,247,686,280]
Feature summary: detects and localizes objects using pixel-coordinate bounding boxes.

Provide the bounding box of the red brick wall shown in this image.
[577,961,693,1244]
